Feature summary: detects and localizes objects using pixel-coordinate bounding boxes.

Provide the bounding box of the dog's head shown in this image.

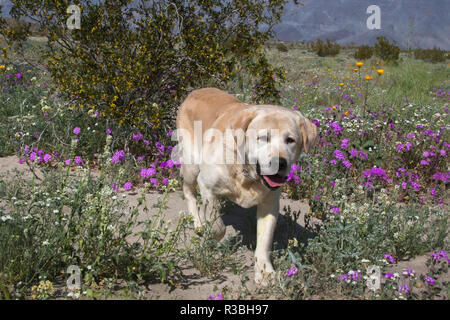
[230,105,317,190]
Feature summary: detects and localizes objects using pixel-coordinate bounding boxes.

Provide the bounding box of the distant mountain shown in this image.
[1,0,449,49]
[275,0,450,50]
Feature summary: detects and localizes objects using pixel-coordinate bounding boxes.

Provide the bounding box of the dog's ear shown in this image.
[229,108,257,133]
[296,112,318,154]
[228,109,257,163]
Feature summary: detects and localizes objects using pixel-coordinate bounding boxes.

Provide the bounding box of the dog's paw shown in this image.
[193,220,225,242]
[211,217,226,242]
[254,261,275,286]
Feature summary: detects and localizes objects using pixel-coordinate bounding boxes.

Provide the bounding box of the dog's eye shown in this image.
[286,137,295,144]
[257,136,269,143]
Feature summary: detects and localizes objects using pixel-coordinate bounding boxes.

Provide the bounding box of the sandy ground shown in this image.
[0,155,447,299]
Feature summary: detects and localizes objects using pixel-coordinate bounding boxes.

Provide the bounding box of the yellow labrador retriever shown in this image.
[175,88,317,284]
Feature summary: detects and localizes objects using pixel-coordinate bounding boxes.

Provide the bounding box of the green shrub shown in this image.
[414,47,447,63]
[276,43,289,52]
[353,45,374,60]
[310,38,341,57]
[1,0,292,129]
[374,36,400,62]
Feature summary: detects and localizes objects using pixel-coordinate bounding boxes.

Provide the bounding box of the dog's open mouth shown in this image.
[261,174,286,189]
[256,162,287,190]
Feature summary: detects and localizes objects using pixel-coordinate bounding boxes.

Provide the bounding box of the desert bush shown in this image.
[0,0,295,129]
[353,45,374,60]
[374,36,400,62]
[310,38,341,57]
[414,47,447,63]
[276,43,289,53]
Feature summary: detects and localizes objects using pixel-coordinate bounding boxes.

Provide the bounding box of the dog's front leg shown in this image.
[254,190,280,285]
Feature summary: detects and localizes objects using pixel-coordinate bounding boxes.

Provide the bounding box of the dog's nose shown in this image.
[278,157,287,172]
[260,157,289,176]
[268,157,287,173]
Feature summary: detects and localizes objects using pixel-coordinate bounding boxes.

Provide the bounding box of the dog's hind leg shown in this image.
[181,164,203,229]
[197,177,226,242]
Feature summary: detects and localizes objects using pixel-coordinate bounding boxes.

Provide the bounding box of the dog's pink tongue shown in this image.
[263,175,286,188]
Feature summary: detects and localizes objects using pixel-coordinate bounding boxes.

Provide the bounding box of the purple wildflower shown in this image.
[349,271,362,281]
[410,181,420,191]
[403,269,415,277]
[112,150,125,164]
[405,143,413,151]
[141,167,156,178]
[123,182,133,191]
[341,138,349,149]
[29,152,37,162]
[155,141,165,152]
[285,267,298,277]
[334,149,346,160]
[398,283,410,294]
[430,187,436,198]
[363,167,392,186]
[337,274,348,282]
[73,127,81,135]
[438,250,448,260]
[342,160,352,170]
[359,151,368,160]
[424,276,435,285]
[74,156,83,166]
[430,252,441,260]
[384,254,395,264]
[432,172,444,181]
[330,206,340,214]
[328,122,342,134]
[133,132,143,141]
[208,293,224,300]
